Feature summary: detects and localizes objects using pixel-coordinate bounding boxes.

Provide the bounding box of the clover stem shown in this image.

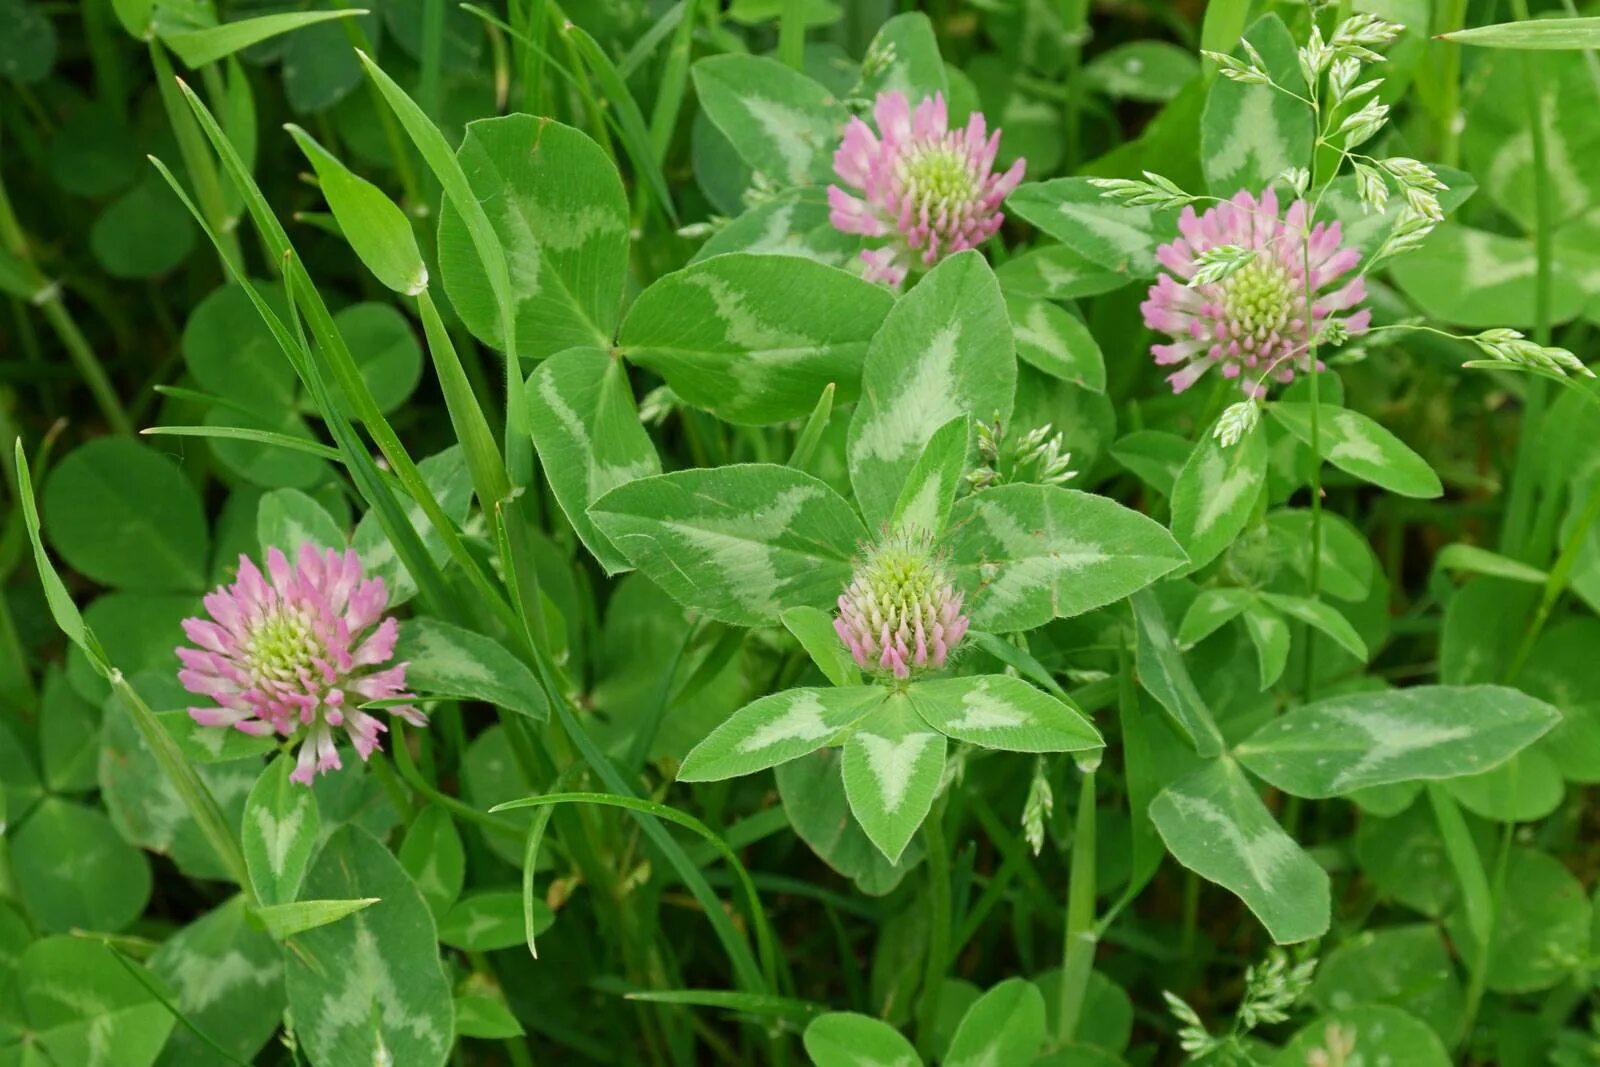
[1504,476,1600,684]
[1055,767,1098,1046]
[1300,221,1325,702]
[915,793,952,1059]
[1500,0,1554,561]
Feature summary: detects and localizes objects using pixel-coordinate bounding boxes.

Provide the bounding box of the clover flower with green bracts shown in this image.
[829,90,1025,286]
[833,530,969,680]
[176,543,424,785]
[1143,188,1370,396]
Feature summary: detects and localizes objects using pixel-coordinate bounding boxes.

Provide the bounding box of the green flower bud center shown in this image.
[900,145,977,207]
[858,540,947,621]
[246,609,320,682]
[1221,257,1297,337]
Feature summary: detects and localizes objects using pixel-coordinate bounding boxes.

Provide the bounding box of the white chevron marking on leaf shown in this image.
[737,692,834,753]
[860,731,938,813]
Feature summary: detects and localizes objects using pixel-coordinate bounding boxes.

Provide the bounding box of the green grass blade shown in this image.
[164,85,509,622]
[16,447,251,892]
[353,49,531,488]
[252,898,381,939]
[163,9,369,67]
[141,425,343,463]
[149,42,243,273]
[527,695,770,995]
[284,124,429,297]
[419,0,446,117]
[561,21,678,225]
[147,155,465,622]
[618,1,684,79]
[492,791,778,991]
[12,439,96,659]
[108,944,254,1066]
[778,0,805,69]
[1427,784,1491,945]
[623,989,824,1025]
[786,382,834,471]
[417,289,511,512]
[648,0,703,161]
[1440,15,1600,48]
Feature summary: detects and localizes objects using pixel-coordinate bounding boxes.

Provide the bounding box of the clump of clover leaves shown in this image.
[589,251,1191,861]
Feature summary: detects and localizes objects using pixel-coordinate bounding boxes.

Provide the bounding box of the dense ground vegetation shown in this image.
[1,0,1599,1064]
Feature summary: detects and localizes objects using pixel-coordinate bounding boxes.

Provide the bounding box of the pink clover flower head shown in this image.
[828,90,1025,287]
[1142,188,1371,396]
[833,530,969,680]
[176,543,424,785]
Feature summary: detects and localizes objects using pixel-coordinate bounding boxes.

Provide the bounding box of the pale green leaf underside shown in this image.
[287,124,427,296]
[1236,685,1562,798]
[1150,759,1330,944]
